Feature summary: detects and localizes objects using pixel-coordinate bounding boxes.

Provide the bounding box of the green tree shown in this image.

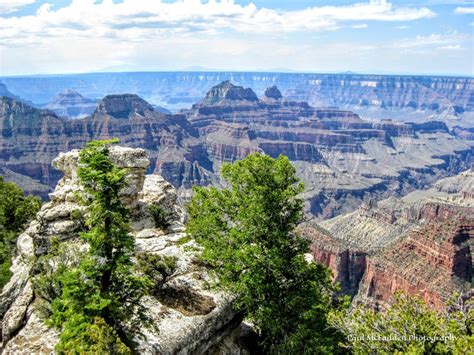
[49,139,151,353]
[330,292,474,354]
[0,176,41,288]
[187,153,343,354]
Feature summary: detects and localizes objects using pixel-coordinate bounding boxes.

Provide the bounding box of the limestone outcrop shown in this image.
[0,146,244,354]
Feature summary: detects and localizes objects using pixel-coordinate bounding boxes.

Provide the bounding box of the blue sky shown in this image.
[0,0,472,76]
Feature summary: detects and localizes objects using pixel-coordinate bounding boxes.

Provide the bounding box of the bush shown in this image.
[149,204,172,230]
[55,316,131,354]
[136,252,178,295]
[31,238,83,318]
[0,176,41,289]
[330,292,474,354]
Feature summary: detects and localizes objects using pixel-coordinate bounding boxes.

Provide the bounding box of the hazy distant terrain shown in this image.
[1,72,472,125]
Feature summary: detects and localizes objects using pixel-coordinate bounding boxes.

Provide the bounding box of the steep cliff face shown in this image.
[0,82,472,219]
[306,170,474,309]
[94,94,155,118]
[182,81,473,219]
[201,81,258,106]
[0,95,212,198]
[0,147,244,354]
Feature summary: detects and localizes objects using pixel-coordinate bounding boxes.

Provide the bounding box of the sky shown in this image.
[0,0,473,76]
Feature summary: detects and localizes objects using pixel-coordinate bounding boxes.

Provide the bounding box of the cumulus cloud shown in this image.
[0,0,436,46]
[0,0,36,14]
[5,1,466,76]
[454,6,474,13]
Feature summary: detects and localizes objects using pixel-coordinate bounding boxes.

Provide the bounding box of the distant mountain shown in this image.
[43,89,98,118]
[0,82,472,218]
[1,72,472,123]
[0,83,21,100]
[0,82,34,106]
[153,105,172,114]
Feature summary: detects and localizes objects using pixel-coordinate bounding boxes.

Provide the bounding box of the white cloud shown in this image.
[426,1,473,4]
[0,0,436,47]
[394,25,410,29]
[454,6,474,13]
[437,44,464,50]
[4,1,464,76]
[389,32,470,52]
[0,0,36,14]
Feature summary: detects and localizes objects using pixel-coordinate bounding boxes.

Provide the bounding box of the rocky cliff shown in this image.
[0,146,245,354]
[304,170,474,309]
[2,72,472,120]
[0,81,473,219]
[42,90,98,119]
[182,81,473,219]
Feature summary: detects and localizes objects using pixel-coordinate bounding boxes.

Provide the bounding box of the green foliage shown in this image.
[149,204,172,230]
[31,238,84,318]
[330,292,474,354]
[0,176,41,289]
[136,252,178,295]
[175,235,192,246]
[49,139,152,353]
[70,208,87,232]
[186,153,343,353]
[55,316,131,354]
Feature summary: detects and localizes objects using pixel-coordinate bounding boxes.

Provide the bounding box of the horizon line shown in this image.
[1,69,473,80]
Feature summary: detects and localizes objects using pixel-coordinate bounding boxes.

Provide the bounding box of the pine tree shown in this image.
[50,139,151,353]
[187,153,344,353]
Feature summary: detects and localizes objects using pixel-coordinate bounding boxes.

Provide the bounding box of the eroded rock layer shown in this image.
[304,170,474,309]
[0,81,473,219]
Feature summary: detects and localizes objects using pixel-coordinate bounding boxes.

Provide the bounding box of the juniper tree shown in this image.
[186,153,344,354]
[50,139,151,353]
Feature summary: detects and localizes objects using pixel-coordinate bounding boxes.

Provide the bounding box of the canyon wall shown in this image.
[306,171,473,309]
[1,72,472,122]
[1,81,472,219]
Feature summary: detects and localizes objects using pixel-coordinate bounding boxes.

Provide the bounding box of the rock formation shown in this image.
[42,90,98,119]
[182,81,473,219]
[0,83,22,102]
[201,81,258,106]
[0,81,473,219]
[0,147,244,354]
[2,72,472,120]
[304,170,474,309]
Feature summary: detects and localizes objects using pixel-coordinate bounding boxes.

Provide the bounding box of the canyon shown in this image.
[305,170,473,309]
[0,77,472,350]
[0,80,473,219]
[1,72,472,124]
